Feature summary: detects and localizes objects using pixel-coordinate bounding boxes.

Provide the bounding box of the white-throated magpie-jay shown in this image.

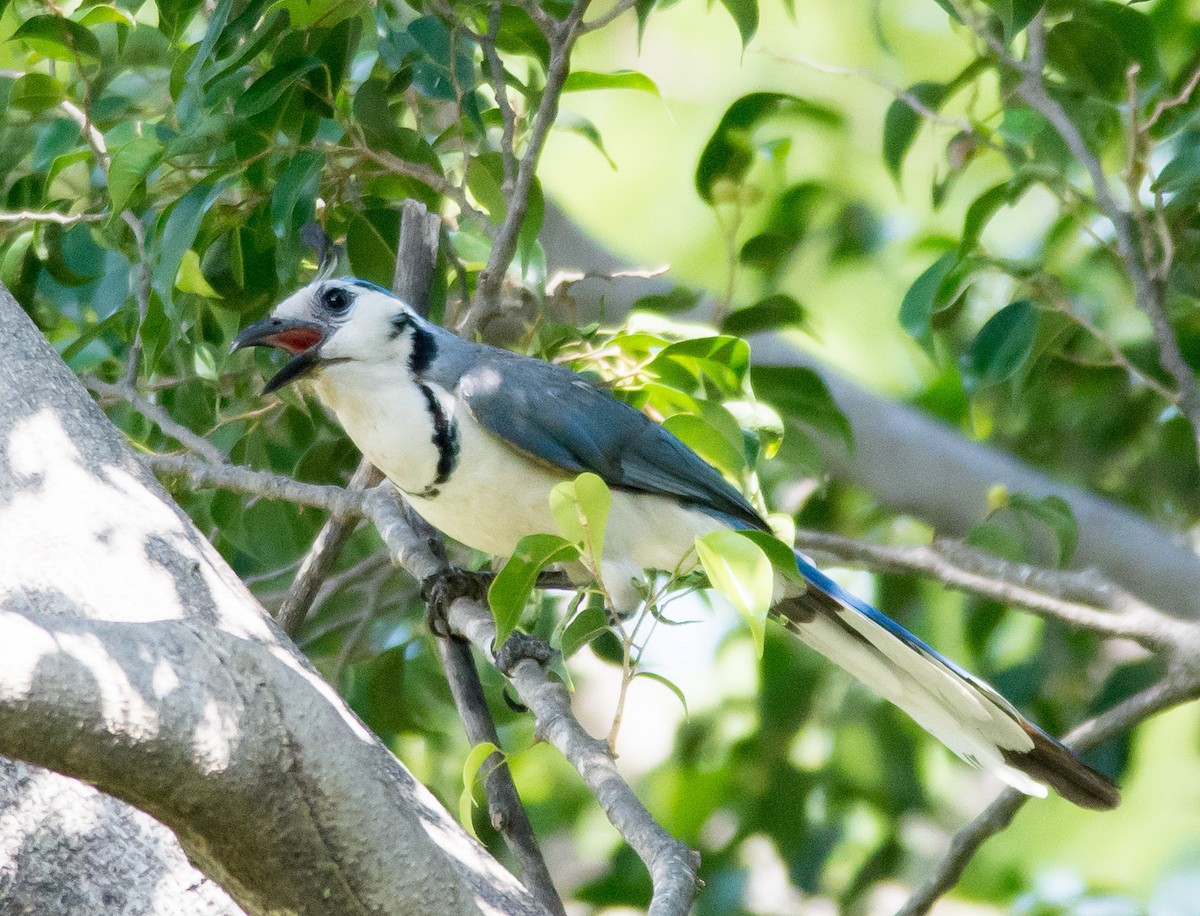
[234,276,1119,810]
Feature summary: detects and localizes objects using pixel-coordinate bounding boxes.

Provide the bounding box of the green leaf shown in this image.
[193,340,219,381]
[563,70,660,96]
[488,534,579,647]
[467,152,544,250]
[1045,20,1127,97]
[882,82,944,181]
[235,57,324,119]
[11,15,101,63]
[353,79,444,175]
[108,136,163,214]
[899,251,957,344]
[78,5,137,28]
[1006,493,1078,565]
[969,300,1039,385]
[1153,148,1200,195]
[696,93,842,203]
[556,112,617,169]
[751,365,853,451]
[273,0,367,28]
[695,530,774,657]
[722,293,807,337]
[558,605,612,659]
[633,286,702,314]
[346,208,400,288]
[458,741,500,840]
[9,73,65,112]
[176,249,221,298]
[154,183,225,307]
[550,472,611,563]
[158,0,204,39]
[736,529,800,579]
[717,0,758,46]
[663,413,746,481]
[633,671,689,717]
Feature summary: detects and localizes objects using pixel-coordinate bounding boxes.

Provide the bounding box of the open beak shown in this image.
[232,316,327,394]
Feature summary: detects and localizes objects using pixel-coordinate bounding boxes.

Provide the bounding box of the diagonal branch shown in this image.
[473,1,594,317]
[897,666,1200,915]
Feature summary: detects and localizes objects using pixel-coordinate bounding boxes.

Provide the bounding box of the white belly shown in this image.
[312,363,723,611]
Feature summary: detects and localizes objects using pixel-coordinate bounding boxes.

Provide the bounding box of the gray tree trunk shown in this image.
[0,284,545,916]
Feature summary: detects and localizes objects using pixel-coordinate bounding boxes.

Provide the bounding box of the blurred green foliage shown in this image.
[4,0,1200,911]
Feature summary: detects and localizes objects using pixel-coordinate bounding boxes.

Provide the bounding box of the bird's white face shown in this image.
[233,279,428,392]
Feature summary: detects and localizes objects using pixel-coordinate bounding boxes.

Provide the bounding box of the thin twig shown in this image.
[483,1,519,190]
[370,493,700,916]
[474,2,592,316]
[0,211,105,225]
[276,459,382,637]
[121,212,152,387]
[580,0,641,33]
[88,379,228,465]
[981,9,1200,463]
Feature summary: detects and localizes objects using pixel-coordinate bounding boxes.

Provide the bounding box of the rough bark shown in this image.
[0,758,243,915]
[0,284,545,915]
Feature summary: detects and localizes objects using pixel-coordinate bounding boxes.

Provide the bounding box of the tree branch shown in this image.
[897,667,1200,915]
[795,530,1199,652]
[1,286,546,916]
[86,377,229,465]
[474,2,592,316]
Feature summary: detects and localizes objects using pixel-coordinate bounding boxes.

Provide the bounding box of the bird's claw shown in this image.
[493,631,554,676]
[420,568,492,639]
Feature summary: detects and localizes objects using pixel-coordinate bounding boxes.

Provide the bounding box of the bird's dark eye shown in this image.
[320,285,352,315]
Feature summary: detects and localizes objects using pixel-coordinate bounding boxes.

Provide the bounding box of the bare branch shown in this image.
[120,211,153,388]
[483,1,519,189]
[580,0,641,34]
[87,378,228,465]
[795,530,1199,651]
[897,669,1200,915]
[0,210,105,225]
[474,2,593,315]
[276,458,381,637]
[368,492,702,916]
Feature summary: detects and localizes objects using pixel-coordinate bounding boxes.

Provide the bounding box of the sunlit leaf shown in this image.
[695,529,774,657]
[489,534,579,647]
[458,741,500,840]
[11,15,101,62]
[176,249,221,298]
[564,70,660,96]
[550,473,611,563]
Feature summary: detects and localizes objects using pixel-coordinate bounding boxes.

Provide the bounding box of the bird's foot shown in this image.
[493,631,554,676]
[420,567,492,639]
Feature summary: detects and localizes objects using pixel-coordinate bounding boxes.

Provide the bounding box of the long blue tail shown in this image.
[772,552,1119,810]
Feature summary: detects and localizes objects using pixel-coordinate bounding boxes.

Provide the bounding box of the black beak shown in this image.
[232,316,328,394]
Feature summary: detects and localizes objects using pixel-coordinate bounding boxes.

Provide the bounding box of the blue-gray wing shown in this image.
[453,348,767,530]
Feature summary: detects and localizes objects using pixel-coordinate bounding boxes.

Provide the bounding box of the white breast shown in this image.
[312,363,726,612]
